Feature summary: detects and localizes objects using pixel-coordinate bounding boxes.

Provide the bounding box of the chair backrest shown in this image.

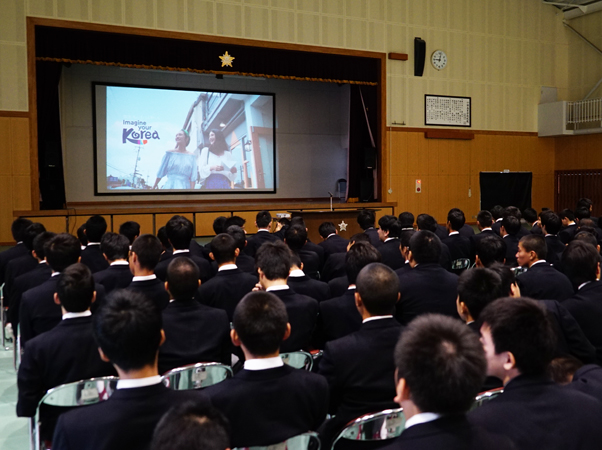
[472,388,504,409]
[162,362,233,390]
[332,408,405,449]
[280,351,313,371]
[511,266,527,277]
[233,431,320,450]
[451,258,471,270]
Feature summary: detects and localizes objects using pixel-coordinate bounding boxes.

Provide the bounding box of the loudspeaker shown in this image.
[364,147,377,170]
[414,37,426,77]
[360,178,374,202]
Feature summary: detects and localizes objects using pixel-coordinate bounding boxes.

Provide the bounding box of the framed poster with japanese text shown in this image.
[425,95,471,127]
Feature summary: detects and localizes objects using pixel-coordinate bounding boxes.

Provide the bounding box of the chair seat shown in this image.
[332,408,405,449]
[280,351,313,371]
[162,362,233,390]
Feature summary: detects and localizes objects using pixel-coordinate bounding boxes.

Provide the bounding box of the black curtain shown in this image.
[480,172,532,211]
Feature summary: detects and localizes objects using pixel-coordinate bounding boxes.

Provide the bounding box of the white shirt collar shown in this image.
[244,356,284,371]
[257,229,270,233]
[384,237,397,242]
[579,280,594,290]
[117,375,163,389]
[80,245,86,251]
[218,264,237,271]
[327,233,337,239]
[545,234,555,237]
[172,249,190,255]
[110,260,129,266]
[87,242,101,246]
[266,285,290,292]
[448,231,459,236]
[496,218,503,222]
[404,412,443,430]
[51,272,60,277]
[38,260,47,265]
[289,269,305,278]
[362,315,393,324]
[481,227,492,232]
[348,285,356,290]
[530,260,546,267]
[133,274,157,281]
[62,310,92,320]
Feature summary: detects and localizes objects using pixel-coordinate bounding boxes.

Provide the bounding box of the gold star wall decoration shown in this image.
[219,51,235,67]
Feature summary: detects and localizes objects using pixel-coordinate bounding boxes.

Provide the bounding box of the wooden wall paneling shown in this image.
[235,211,261,233]
[25,216,68,233]
[195,212,226,237]
[0,118,11,175]
[155,213,194,233]
[12,176,32,211]
[10,117,30,175]
[112,214,154,235]
[0,176,14,242]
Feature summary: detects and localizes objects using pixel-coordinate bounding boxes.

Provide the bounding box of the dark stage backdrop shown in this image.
[480,172,532,212]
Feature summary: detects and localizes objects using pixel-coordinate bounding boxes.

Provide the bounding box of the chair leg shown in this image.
[29,417,36,450]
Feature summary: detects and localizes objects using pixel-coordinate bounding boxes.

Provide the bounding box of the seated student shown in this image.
[318,242,381,345]
[205,291,328,447]
[93,233,133,294]
[17,264,116,442]
[540,210,565,268]
[287,254,330,301]
[559,208,578,244]
[448,207,476,239]
[159,257,231,374]
[470,210,501,261]
[515,234,574,301]
[357,209,382,248]
[548,355,602,404]
[456,268,502,334]
[118,220,140,247]
[244,211,281,258]
[290,217,325,265]
[398,211,415,231]
[396,231,459,325]
[503,206,530,238]
[127,234,170,310]
[0,217,33,285]
[285,224,321,280]
[76,224,87,250]
[255,241,318,352]
[151,402,231,450]
[469,297,602,450]
[395,230,415,276]
[490,205,505,236]
[475,235,507,267]
[377,215,404,270]
[415,213,452,270]
[196,234,257,321]
[383,314,513,450]
[4,223,46,300]
[523,207,541,234]
[323,233,370,288]
[442,209,472,272]
[500,215,521,266]
[318,222,349,259]
[52,290,210,450]
[225,225,255,274]
[80,215,110,273]
[155,216,213,284]
[319,263,403,446]
[157,226,173,262]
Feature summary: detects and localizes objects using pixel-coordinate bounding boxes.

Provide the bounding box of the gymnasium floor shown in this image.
[0,344,29,450]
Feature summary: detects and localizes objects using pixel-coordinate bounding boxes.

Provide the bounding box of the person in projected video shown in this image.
[153,130,198,190]
[198,129,237,189]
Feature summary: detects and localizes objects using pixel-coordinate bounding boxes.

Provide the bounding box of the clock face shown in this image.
[431,50,447,70]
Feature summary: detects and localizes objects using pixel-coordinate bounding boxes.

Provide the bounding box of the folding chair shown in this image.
[331,408,405,449]
[451,258,471,271]
[1,283,10,350]
[280,351,313,371]
[472,387,504,409]
[234,431,321,450]
[162,362,233,390]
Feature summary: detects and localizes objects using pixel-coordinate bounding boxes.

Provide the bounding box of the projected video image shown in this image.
[97,85,275,193]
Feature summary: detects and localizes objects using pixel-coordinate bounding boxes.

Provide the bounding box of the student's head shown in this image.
[349,233,370,245]
[476,210,493,229]
[394,314,486,414]
[408,230,441,264]
[45,233,81,272]
[224,216,245,229]
[398,212,415,229]
[119,221,140,245]
[400,230,415,259]
[577,198,593,212]
[503,206,522,221]
[447,208,465,231]
[131,234,163,271]
[416,214,438,232]
[476,235,506,267]
[77,224,88,247]
[212,216,228,235]
[540,210,561,235]
[226,225,246,252]
[11,218,33,242]
[318,222,337,239]
[480,297,556,380]
[547,356,584,385]
[290,253,303,269]
[33,231,56,261]
[522,208,538,224]
[356,263,399,316]
[157,227,171,251]
[357,210,376,230]
[284,224,308,252]
[166,215,194,250]
[517,234,547,267]
[85,215,108,242]
[23,223,46,251]
[501,215,520,236]
[210,234,238,265]
[255,241,291,281]
[378,215,401,239]
[93,289,163,372]
[561,240,600,288]
[488,263,519,298]
[166,257,200,300]
[255,210,272,228]
[100,232,130,262]
[345,241,381,285]
[151,402,230,450]
[232,291,289,357]
[575,207,591,222]
[559,208,575,223]
[574,230,599,249]
[490,205,504,220]
[457,268,502,321]
[56,263,95,313]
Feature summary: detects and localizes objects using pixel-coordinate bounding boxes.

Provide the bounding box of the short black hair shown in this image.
[561,240,600,287]
[256,241,291,280]
[212,216,227,235]
[577,198,593,211]
[409,230,441,264]
[522,208,538,224]
[101,232,130,262]
[447,209,465,231]
[378,215,401,238]
[118,221,140,245]
[503,206,522,221]
[318,222,337,238]
[574,230,599,248]
[490,205,504,220]
[233,291,288,356]
[501,215,521,235]
[480,297,556,376]
[519,234,547,260]
[77,224,88,247]
[575,207,591,221]
[400,230,415,249]
[93,289,162,371]
[33,231,56,260]
[23,223,46,251]
[541,210,561,235]
[416,214,438,232]
[11,218,33,242]
[157,227,171,251]
[166,215,194,250]
[357,210,375,230]
[559,209,575,222]
[166,257,200,300]
[548,356,584,385]
[57,263,95,312]
[457,268,502,320]
[85,215,108,242]
[45,233,81,272]
[476,210,493,228]
[131,234,163,271]
[284,224,308,252]
[345,241,381,284]
[226,225,246,251]
[151,402,230,450]
[256,210,272,228]
[224,216,245,229]
[476,235,506,267]
[356,263,399,316]
[394,314,486,414]
[350,233,370,244]
[210,234,238,265]
[487,263,516,297]
[398,212,415,229]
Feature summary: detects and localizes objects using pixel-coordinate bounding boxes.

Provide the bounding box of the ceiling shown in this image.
[542,0,602,19]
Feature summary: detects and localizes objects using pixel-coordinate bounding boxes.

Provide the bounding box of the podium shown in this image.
[289,209,380,244]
